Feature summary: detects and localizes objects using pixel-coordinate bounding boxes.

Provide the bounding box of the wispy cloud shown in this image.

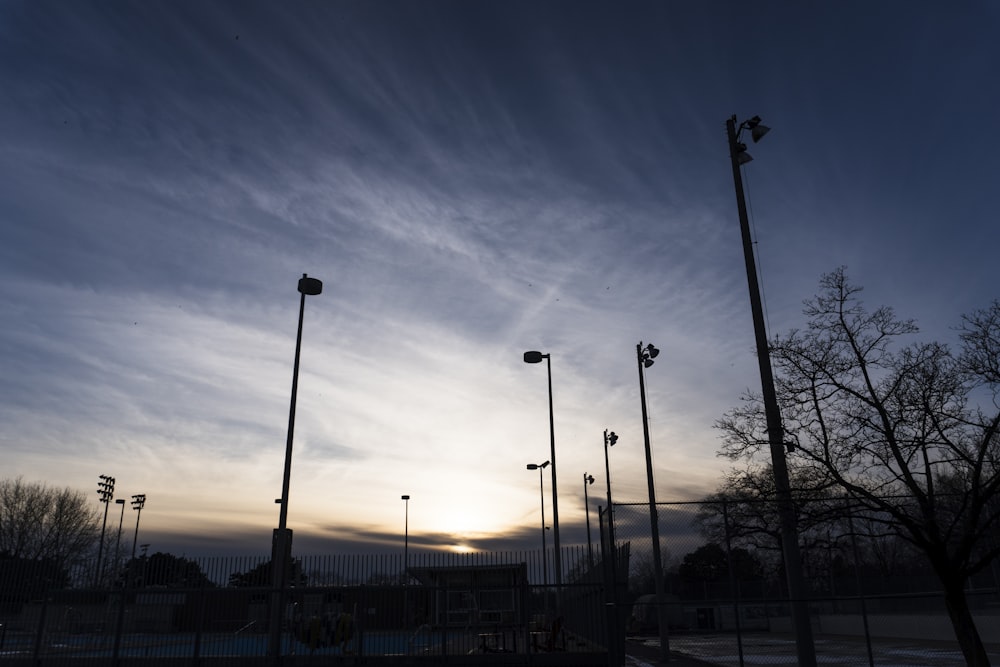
[2,2,997,558]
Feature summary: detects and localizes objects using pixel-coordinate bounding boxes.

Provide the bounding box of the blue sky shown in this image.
[2,2,997,558]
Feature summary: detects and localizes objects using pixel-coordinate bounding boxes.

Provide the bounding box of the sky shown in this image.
[2,2,998,560]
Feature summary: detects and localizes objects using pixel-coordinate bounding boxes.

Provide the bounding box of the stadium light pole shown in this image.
[603,428,622,665]
[130,494,146,561]
[523,351,562,591]
[269,273,323,662]
[637,341,670,662]
[95,475,115,587]
[727,114,816,667]
[602,430,618,562]
[114,499,126,571]
[583,473,595,567]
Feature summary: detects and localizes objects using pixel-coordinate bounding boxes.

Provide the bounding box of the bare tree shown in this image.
[0,477,100,572]
[716,268,1000,667]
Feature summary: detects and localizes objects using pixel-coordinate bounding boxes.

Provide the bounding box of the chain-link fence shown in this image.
[611,497,1000,666]
[0,547,613,665]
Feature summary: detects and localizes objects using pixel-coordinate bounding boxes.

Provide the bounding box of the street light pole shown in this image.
[269,273,323,662]
[526,461,550,590]
[637,342,670,662]
[95,475,115,587]
[726,114,816,667]
[523,351,562,591]
[583,473,595,568]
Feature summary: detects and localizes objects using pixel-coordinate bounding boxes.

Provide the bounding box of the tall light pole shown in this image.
[726,113,816,667]
[130,494,146,561]
[95,475,115,587]
[602,428,621,666]
[401,494,411,628]
[602,430,618,564]
[269,273,323,661]
[637,341,670,662]
[583,474,595,568]
[526,461,550,589]
[523,351,562,591]
[401,495,410,581]
[114,498,126,572]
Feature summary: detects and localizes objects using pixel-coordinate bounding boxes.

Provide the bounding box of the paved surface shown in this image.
[625,637,718,666]
[623,633,1000,667]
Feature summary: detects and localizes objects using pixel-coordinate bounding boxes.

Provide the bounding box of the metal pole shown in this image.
[846,503,875,667]
[269,274,320,662]
[726,115,816,667]
[584,474,594,568]
[722,500,746,667]
[95,475,114,587]
[539,466,548,589]
[402,494,410,628]
[403,495,410,578]
[130,498,144,561]
[114,500,125,573]
[545,355,563,591]
[637,343,670,662]
[602,429,621,664]
[603,431,617,573]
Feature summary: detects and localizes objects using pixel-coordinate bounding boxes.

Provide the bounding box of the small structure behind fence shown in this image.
[0,546,617,666]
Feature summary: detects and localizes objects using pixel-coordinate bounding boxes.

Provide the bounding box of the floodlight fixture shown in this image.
[640,342,659,368]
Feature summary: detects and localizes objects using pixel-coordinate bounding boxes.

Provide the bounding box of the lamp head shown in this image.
[736,143,753,164]
[751,124,770,143]
[298,274,323,296]
[640,342,659,368]
[401,495,410,500]
[523,350,546,364]
[115,499,125,505]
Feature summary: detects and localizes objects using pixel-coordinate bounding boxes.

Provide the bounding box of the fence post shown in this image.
[722,498,746,667]
[31,595,49,662]
[599,505,623,666]
[846,499,875,667]
[193,586,207,664]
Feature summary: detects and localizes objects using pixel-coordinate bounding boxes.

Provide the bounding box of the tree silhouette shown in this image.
[228,558,306,588]
[716,268,1000,667]
[0,477,99,573]
[128,552,214,588]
